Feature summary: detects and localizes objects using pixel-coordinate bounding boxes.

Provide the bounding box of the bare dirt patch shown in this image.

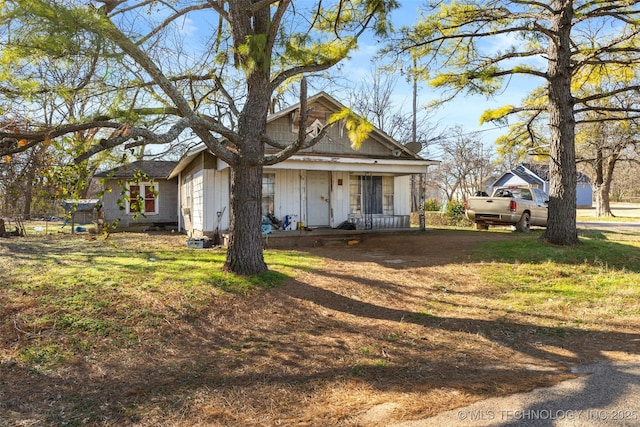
[1,230,638,426]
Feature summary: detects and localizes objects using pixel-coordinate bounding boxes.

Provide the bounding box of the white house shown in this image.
[169,92,438,237]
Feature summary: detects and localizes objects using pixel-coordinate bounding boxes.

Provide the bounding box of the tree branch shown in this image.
[270,60,341,92]
[137,4,211,45]
[576,85,640,105]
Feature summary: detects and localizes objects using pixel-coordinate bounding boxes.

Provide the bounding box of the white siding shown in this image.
[206,168,230,232]
[174,152,423,233]
[269,169,353,228]
[331,171,350,226]
[180,167,230,235]
[203,169,216,232]
[577,183,593,208]
[274,169,302,226]
[179,174,188,232]
[394,175,411,216]
[192,170,204,234]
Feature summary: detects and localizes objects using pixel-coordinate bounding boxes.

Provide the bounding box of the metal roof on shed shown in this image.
[61,199,100,212]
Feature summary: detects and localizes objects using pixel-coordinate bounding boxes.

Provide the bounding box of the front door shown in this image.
[306,171,330,227]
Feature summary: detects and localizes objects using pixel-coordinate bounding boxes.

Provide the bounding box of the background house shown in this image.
[492,163,593,207]
[95,160,179,229]
[170,92,438,237]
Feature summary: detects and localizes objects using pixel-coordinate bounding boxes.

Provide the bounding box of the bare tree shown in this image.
[0,137,49,217]
[346,69,424,143]
[611,160,640,202]
[429,126,496,201]
[346,68,444,147]
[577,112,640,217]
[0,47,138,218]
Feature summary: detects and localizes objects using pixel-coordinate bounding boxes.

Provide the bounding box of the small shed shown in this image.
[61,199,100,233]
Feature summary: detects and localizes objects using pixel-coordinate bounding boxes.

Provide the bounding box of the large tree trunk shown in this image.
[222,0,271,275]
[541,0,579,246]
[224,162,268,275]
[223,102,269,274]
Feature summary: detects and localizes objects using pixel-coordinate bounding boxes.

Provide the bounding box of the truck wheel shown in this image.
[476,222,489,230]
[516,212,531,232]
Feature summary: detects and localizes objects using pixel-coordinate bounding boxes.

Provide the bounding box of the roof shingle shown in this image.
[94,160,177,179]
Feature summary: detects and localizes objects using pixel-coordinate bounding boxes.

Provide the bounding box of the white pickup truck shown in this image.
[465,186,549,232]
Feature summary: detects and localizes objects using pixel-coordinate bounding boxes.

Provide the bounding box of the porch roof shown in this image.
[265,154,437,174]
[169,146,438,178]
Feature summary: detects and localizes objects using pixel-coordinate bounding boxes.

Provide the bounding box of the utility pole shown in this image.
[413,56,425,231]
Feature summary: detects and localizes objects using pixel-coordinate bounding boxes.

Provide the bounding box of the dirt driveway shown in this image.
[2,229,638,426]
[304,228,517,263]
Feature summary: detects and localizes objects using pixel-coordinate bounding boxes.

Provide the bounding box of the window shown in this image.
[349,178,361,214]
[534,188,549,203]
[128,182,158,215]
[306,119,324,137]
[383,177,394,214]
[262,173,275,215]
[350,175,394,215]
[512,188,532,200]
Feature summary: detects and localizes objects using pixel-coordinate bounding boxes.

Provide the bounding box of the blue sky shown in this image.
[337,2,540,156]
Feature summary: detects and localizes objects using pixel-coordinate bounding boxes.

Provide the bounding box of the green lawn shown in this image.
[470,229,640,327]
[1,234,315,368]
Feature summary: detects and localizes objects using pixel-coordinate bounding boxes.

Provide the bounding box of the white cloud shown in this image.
[176,16,197,38]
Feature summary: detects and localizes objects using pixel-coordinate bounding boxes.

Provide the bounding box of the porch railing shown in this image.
[348,214,410,230]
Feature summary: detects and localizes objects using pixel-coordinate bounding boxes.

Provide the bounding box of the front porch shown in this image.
[257,226,425,249]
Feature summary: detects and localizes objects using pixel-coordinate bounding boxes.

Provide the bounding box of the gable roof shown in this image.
[268,91,344,122]
[94,160,178,179]
[522,162,591,184]
[169,93,438,178]
[268,91,426,160]
[168,146,209,179]
[493,162,592,188]
[513,164,545,186]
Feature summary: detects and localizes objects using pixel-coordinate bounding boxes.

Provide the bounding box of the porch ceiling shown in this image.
[265,155,438,175]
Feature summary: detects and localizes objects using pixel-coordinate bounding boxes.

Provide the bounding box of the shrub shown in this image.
[424,198,441,212]
[417,200,472,228]
[442,200,472,227]
[445,200,466,217]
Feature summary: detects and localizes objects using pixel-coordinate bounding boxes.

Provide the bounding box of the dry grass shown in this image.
[1,229,639,426]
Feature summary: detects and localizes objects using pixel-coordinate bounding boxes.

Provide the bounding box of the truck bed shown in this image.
[465,187,548,231]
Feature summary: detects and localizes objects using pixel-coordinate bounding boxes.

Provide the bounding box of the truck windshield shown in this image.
[494,188,533,200]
